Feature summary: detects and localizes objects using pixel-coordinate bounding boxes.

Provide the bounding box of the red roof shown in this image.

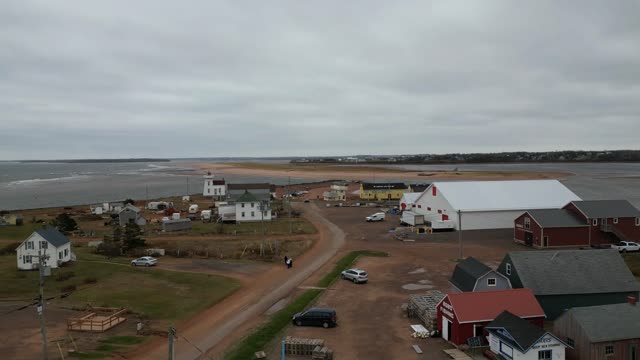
[444,289,545,323]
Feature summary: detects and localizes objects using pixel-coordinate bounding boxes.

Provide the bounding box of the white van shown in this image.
[366,212,386,222]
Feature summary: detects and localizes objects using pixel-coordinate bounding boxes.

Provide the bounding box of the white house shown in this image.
[323,182,348,201]
[235,191,272,223]
[412,180,581,230]
[203,173,226,199]
[16,227,73,270]
[487,311,569,360]
[399,192,422,211]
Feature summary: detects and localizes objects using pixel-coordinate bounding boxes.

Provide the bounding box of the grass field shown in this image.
[0,223,43,242]
[0,248,241,320]
[189,217,316,235]
[623,253,640,278]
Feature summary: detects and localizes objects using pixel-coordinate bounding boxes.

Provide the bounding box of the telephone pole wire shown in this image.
[38,250,49,360]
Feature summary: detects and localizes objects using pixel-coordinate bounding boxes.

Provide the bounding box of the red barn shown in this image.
[436,288,545,345]
[515,200,640,248]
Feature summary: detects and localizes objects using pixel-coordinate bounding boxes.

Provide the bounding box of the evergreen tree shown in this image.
[50,213,78,233]
[123,223,145,252]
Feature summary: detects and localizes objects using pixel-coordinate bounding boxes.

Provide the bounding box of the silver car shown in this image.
[340,268,368,284]
[131,256,158,267]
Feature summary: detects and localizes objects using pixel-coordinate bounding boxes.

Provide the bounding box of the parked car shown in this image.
[131,256,158,267]
[303,199,310,203]
[292,307,337,328]
[341,268,368,283]
[611,241,640,253]
[366,212,385,222]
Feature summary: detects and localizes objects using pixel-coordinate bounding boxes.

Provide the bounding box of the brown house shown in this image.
[514,200,640,248]
[553,297,640,360]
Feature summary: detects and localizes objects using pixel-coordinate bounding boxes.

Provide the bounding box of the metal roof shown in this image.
[34,227,70,247]
[562,303,640,342]
[443,288,545,323]
[422,180,581,212]
[487,311,551,353]
[526,209,587,228]
[449,257,491,292]
[227,183,271,190]
[400,192,422,204]
[505,250,640,295]
[235,191,260,203]
[569,200,640,219]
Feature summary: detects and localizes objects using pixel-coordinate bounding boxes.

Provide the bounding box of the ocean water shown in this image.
[0,160,312,210]
[1,161,639,210]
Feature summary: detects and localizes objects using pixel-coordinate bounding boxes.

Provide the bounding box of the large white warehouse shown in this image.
[413,180,581,230]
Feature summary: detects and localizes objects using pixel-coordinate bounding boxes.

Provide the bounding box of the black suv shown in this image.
[292,307,337,328]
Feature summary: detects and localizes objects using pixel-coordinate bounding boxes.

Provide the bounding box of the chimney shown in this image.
[628,295,637,306]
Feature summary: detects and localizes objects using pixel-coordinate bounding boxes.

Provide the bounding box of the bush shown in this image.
[0,242,21,255]
[55,271,75,282]
[61,284,77,293]
[83,277,98,284]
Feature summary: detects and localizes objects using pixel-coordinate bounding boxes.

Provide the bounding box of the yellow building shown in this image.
[359,183,408,201]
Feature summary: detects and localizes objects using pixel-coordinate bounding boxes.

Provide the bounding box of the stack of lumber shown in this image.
[312,346,334,360]
[407,290,445,331]
[283,336,325,356]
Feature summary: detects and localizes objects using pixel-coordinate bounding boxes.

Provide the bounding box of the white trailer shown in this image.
[188,204,199,214]
[201,210,212,222]
[400,211,425,226]
[425,217,455,231]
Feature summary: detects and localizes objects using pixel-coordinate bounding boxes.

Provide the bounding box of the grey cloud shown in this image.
[0,0,639,160]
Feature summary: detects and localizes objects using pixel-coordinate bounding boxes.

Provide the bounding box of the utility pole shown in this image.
[287,176,292,235]
[260,200,265,256]
[168,327,176,360]
[37,250,50,360]
[457,210,463,260]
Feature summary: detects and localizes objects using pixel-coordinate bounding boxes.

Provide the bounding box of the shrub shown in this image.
[0,242,21,255]
[61,284,77,293]
[55,271,75,282]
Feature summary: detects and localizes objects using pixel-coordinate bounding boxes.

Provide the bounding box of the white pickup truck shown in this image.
[611,241,640,253]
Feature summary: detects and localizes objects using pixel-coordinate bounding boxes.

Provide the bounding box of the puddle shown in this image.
[408,268,426,274]
[402,283,434,290]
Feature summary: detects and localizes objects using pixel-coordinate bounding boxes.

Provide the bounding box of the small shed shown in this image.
[2,214,23,225]
[436,288,545,345]
[553,298,640,360]
[118,204,146,227]
[162,218,192,232]
[449,257,511,293]
[487,311,569,360]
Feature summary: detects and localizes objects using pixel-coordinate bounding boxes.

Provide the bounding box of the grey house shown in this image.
[449,257,511,293]
[553,300,640,360]
[118,204,146,227]
[497,249,640,319]
[162,218,192,232]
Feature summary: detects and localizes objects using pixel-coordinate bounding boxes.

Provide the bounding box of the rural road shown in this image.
[131,202,345,360]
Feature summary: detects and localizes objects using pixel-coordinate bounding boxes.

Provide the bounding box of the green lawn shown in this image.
[0,250,241,321]
[188,217,316,236]
[623,253,640,278]
[0,223,42,242]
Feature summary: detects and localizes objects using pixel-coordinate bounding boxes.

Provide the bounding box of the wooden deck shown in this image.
[67,308,127,332]
[443,348,473,359]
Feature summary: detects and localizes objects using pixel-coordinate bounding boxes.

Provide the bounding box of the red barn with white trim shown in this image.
[436,288,545,345]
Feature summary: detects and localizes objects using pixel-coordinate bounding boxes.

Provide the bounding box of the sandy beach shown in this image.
[187,162,572,181]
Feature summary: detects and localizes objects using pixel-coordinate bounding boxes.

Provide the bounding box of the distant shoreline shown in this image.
[17,158,171,164]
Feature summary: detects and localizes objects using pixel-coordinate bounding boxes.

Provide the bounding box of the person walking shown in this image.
[284,256,289,268]
[287,257,293,269]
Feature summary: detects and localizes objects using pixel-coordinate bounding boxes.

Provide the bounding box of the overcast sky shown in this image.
[1,1,639,160]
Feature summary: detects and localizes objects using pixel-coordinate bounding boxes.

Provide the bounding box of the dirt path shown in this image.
[127,202,345,360]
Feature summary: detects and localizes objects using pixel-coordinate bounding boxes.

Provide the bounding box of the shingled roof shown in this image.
[504,250,640,295]
[525,209,587,228]
[449,257,492,292]
[487,311,564,353]
[560,302,640,342]
[33,227,70,247]
[569,200,640,219]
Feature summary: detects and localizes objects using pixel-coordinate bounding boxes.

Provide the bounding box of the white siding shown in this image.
[489,333,566,360]
[235,202,272,222]
[203,176,226,197]
[413,187,458,228]
[460,210,527,230]
[16,233,72,270]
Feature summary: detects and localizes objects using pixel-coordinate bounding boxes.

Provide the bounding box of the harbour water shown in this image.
[1,161,639,210]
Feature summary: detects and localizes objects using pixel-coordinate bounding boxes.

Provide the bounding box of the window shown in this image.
[251,211,255,217]
[538,350,552,360]
[566,338,575,347]
[264,211,268,216]
[605,345,614,356]
[487,278,497,286]
[543,236,549,247]
[64,249,68,257]
[26,241,34,250]
[524,217,531,230]
[241,203,245,208]
[593,218,598,226]
[506,263,512,276]
[23,255,32,264]
[499,342,513,359]
[427,207,431,211]
[613,218,618,224]
[241,212,245,217]
[59,251,63,260]
[207,189,210,194]
[636,217,640,226]
[40,241,48,249]
[251,203,254,208]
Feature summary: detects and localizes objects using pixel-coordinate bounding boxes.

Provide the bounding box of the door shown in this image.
[525,232,533,246]
[442,318,451,341]
[631,344,637,360]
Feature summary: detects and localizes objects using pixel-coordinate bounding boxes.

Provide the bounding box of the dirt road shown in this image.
[130,202,344,360]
